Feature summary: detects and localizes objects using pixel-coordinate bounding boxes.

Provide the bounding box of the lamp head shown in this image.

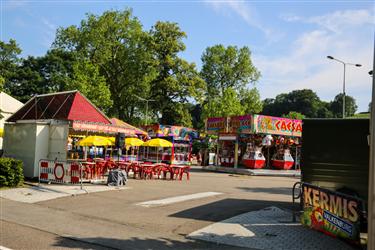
[327,56,334,60]
[355,64,362,67]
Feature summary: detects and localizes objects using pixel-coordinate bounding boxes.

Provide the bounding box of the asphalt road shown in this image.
[1,168,299,250]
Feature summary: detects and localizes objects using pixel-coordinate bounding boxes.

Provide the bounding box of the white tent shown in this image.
[0,92,23,149]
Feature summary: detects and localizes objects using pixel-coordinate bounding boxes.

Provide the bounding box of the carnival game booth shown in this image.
[142,124,198,165]
[206,114,302,169]
[3,90,141,183]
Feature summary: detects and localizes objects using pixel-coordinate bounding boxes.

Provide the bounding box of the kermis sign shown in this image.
[301,183,364,244]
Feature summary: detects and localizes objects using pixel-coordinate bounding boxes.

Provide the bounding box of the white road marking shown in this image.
[0,246,13,250]
[136,192,223,207]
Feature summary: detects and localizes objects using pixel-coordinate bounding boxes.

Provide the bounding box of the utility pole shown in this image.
[134,95,155,125]
[327,56,362,118]
[368,39,375,250]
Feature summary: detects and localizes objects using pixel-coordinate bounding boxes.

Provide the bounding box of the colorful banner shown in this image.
[72,121,135,135]
[301,183,363,244]
[206,117,227,134]
[142,124,197,141]
[254,115,302,137]
[228,115,253,133]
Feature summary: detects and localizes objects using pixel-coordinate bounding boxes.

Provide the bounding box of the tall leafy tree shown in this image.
[262,89,329,118]
[5,49,75,103]
[200,44,261,119]
[201,45,260,97]
[54,9,154,121]
[330,93,358,118]
[202,87,244,118]
[0,39,22,92]
[148,21,205,126]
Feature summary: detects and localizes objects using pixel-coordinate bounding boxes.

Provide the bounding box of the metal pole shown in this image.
[145,100,148,126]
[343,63,346,118]
[367,37,375,250]
[80,162,83,190]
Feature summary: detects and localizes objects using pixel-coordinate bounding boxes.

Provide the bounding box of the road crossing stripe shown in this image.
[136,192,223,207]
[0,246,13,250]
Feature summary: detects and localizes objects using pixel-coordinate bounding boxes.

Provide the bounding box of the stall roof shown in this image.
[110,118,147,135]
[6,90,111,124]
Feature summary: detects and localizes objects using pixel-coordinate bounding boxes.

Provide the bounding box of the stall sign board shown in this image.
[72,121,135,135]
[206,117,227,134]
[254,115,302,137]
[228,115,253,134]
[301,183,363,244]
[143,124,197,141]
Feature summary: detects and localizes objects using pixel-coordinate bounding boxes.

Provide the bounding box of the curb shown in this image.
[202,166,301,177]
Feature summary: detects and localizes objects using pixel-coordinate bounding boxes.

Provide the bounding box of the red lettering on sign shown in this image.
[275,120,281,130]
[286,122,292,131]
[295,123,302,132]
[280,121,287,131]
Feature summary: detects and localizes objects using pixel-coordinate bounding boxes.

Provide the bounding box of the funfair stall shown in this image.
[205,114,302,169]
[142,124,198,165]
[3,91,141,182]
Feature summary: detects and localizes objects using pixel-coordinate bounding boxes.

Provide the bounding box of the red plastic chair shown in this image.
[128,162,143,179]
[179,166,190,181]
[171,165,182,180]
[95,161,106,178]
[159,165,173,180]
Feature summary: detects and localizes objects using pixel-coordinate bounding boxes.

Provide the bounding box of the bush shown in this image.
[0,157,24,187]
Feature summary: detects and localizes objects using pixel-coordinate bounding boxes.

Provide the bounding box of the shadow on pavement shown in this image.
[169,198,296,222]
[236,186,292,195]
[52,235,250,250]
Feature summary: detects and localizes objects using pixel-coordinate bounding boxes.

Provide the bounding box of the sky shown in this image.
[2,0,374,112]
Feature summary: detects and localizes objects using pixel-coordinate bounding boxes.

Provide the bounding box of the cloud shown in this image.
[3,0,29,11]
[256,9,374,111]
[205,0,272,38]
[281,9,374,33]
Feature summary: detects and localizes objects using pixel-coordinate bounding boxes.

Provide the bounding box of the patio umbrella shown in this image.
[78,136,114,147]
[142,138,173,162]
[125,137,144,146]
[142,138,173,147]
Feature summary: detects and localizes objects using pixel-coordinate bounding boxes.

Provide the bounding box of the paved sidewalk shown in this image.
[202,166,301,177]
[0,183,130,203]
[188,206,356,250]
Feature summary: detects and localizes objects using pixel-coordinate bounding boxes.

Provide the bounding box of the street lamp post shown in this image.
[327,56,362,118]
[134,95,155,125]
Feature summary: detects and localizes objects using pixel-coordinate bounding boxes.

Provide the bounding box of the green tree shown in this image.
[330,93,358,118]
[282,111,306,120]
[262,89,325,118]
[5,49,75,103]
[54,9,155,122]
[69,60,113,112]
[239,87,263,114]
[0,39,22,91]
[200,44,261,120]
[201,45,260,97]
[202,87,244,118]
[148,21,205,126]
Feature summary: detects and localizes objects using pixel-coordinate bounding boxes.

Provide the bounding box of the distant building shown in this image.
[0,92,23,149]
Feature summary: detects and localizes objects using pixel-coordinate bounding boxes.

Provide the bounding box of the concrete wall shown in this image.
[34,124,50,176]
[3,123,38,178]
[48,124,68,161]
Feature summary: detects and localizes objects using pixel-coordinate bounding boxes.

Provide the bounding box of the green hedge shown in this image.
[0,157,24,187]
